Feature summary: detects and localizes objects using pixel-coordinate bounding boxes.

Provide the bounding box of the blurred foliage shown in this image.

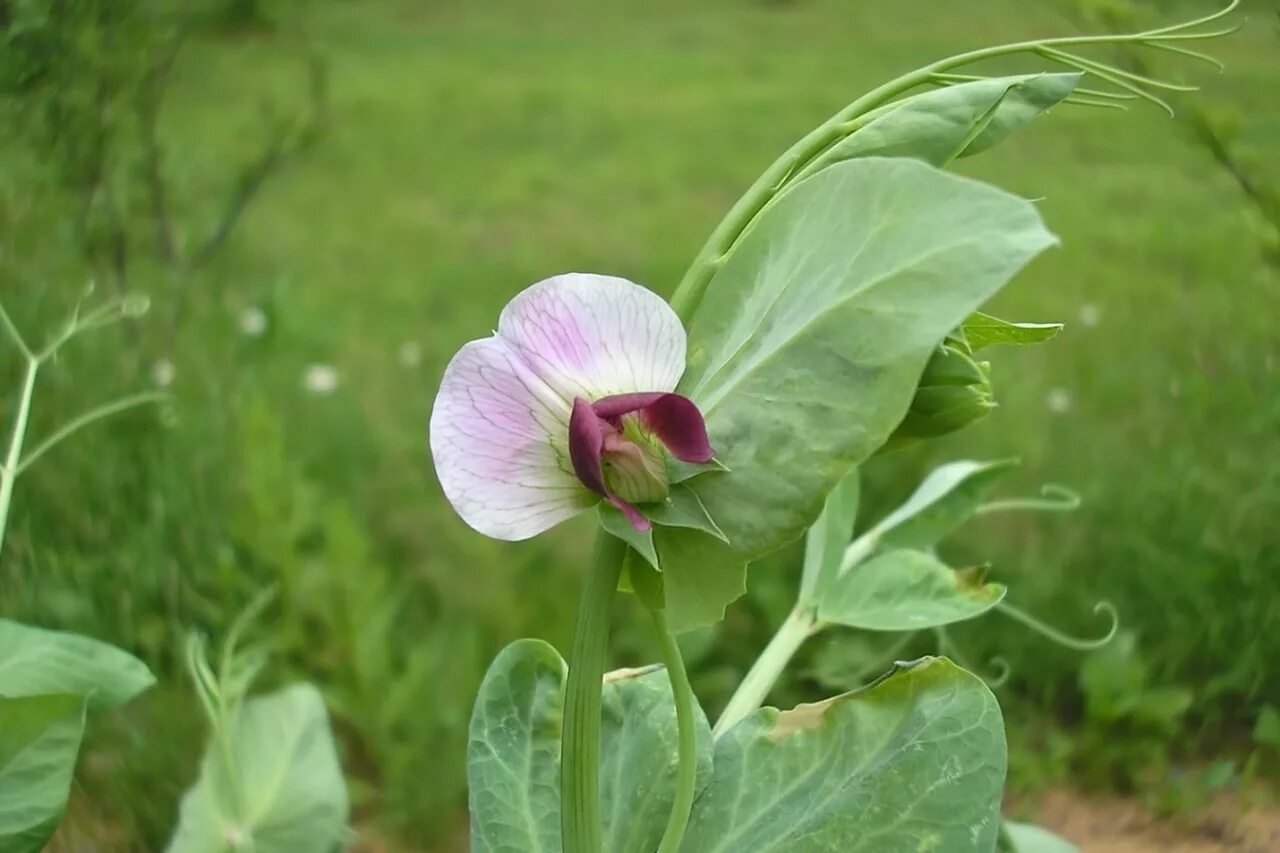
[0,0,1276,848]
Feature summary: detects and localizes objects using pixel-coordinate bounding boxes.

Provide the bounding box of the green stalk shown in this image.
[561,531,626,853]
[0,358,39,556]
[650,608,699,853]
[712,607,817,739]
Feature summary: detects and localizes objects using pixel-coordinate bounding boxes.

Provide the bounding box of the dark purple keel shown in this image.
[568,392,714,532]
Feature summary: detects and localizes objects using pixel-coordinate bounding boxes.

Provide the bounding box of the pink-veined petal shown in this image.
[429,337,595,541]
[497,273,685,403]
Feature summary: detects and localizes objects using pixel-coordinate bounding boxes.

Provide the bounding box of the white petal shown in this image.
[497,273,686,403]
[429,337,595,540]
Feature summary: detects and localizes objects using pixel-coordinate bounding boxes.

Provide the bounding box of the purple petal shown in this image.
[569,397,608,497]
[497,274,686,403]
[592,392,714,464]
[429,339,593,541]
[569,397,652,533]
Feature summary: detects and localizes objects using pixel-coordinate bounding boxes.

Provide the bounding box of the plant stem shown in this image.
[561,531,626,853]
[650,608,699,853]
[713,607,817,739]
[0,358,39,556]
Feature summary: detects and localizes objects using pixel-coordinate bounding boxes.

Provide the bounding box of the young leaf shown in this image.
[848,459,1019,564]
[677,158,1055,565]
[802,73,1080,174]
[0,694,87,853]
[0,619,155,711]
[167,684,348,853]
[817,549,1006,632]
[466,640,713,853]
[1000,820,1079,853]
[797,470,860,606]
[963,311,1063,349]
[681,657,1006,851]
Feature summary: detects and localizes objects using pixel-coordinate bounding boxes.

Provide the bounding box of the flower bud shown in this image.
[881,336,994,452]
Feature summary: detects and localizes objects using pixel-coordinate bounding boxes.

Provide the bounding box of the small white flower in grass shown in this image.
[239,306,268,337]
[1046,387,1071,414]
[398,340,422,368]
[1078,303,1101,328]
[152,359,175,388]
[303,363,340,394]
[429,273,715,541]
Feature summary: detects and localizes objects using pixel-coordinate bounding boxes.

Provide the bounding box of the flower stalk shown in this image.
[650,608,698,853]
[561,531,627,853]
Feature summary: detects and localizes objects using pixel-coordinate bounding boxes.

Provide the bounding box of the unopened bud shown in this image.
[881,337,994,452]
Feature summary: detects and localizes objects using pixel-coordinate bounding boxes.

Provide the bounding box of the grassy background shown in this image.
[1,0,1277,848]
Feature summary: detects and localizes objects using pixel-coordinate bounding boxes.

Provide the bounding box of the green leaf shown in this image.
[467,640,563,853]
[817,549,1006,631]
[677,157,1055,566]
[0,694,87,853]
[167,684,348,853]
[797,470,860,606]
[0,618,155,711]
[654,529,747,635]
[810,73,1080,171]
[963,311,1063,349]
[681,657,1006,852]
[466,640,713,853]
[1000,820,1079,853]
[1254,705,1280,749]
[850,459,1019,562]
[601,664,713,853]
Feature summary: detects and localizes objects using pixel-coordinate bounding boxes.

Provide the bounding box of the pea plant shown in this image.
[432,4,1240,853]
[0,294,346,852]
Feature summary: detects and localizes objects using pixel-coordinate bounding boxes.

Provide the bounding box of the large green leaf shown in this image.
[0,694,87,853]
[0,619,155,711]
[817,549,1006,632]
[167,684,348,853]
[467,640,564,853]
[600,664,713,853]
[467,640,713,853]
[681,657,1006,852]
[846,459,1018,565]
[809,73,1080,171]
[674,158,1054,580]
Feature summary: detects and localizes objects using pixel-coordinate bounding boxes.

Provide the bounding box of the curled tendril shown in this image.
[933,627,1013,689]
[996,600,1120,651]
[975,484,1081,516]
[919,0,1243,118]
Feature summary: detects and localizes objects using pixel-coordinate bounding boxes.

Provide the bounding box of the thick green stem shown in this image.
[713,607,817,739]
[561,531,626,853]
[0,359,39,556]
[650,608,699,853]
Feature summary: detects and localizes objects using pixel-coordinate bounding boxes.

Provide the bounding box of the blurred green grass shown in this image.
[1,0,1277,847]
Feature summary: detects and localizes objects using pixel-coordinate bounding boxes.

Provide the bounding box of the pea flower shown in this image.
[429,273,714,541]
